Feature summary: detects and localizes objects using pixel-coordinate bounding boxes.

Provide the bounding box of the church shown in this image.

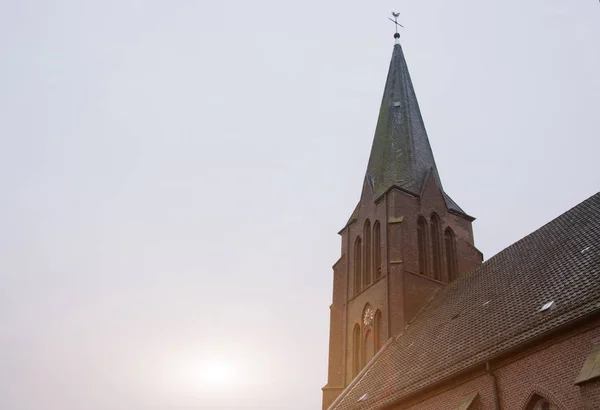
[321,34,600,410]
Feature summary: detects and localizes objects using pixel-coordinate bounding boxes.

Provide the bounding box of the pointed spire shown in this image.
[366,43,438,197]
[364,42,467,216]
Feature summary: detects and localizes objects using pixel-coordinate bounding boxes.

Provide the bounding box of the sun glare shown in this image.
[197,358,236,385]
[164,355,242,394]
[156,348,271,400]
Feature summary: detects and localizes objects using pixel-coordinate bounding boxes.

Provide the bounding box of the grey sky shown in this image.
[0,1,598,409]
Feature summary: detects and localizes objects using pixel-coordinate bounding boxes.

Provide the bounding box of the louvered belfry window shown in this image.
[373,221,382,280]
[364,220,372,287]
[352,324,361,378]
[431,214,442,281]
[417,217,429,276]
[445,227,458,282]
[354,237,362,295]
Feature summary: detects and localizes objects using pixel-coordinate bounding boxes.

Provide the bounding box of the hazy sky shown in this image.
[1,1,598,409]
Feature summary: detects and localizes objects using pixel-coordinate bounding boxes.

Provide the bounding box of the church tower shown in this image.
[322,38,483,410]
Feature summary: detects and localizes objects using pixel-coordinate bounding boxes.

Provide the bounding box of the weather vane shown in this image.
[389,12,404,40]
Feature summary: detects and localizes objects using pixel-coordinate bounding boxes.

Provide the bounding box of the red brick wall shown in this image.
[387,177,481,330]
[323,180,389,410]
[322,387,343,410]
[580,380,600,410]
[402,271,444,324]
[494,319,600,409]
[346,279,388,382]
[386,317,600,410]
[392,371,497,410]
[324,255,347,387]
[323,177,482,410]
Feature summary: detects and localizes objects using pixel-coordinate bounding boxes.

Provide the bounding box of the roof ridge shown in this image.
[473,191,600,269]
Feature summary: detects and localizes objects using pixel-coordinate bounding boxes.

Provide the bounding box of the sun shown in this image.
[172,356,240,392]
[157,352,251,397]
[197,358,236,385]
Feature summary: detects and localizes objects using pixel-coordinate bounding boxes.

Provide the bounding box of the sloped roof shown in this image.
[343,43,470,229]
[330,192,600,410]
[366,43,441,200]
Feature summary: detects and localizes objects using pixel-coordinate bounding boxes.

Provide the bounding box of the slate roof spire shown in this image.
[364,41,467,215]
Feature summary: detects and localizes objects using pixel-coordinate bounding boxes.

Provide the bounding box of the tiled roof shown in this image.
[365,43,441,200]
[343,43,470,229]
[330,192,600,410]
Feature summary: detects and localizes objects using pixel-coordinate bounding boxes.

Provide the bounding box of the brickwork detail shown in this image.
[322,176,481,409]
[580,380,600,410]
[383,319,600,410]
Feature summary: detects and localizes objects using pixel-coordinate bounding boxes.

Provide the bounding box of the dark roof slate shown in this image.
[343,43,470,229]
[366,43,441,200]
[330,192,600,410]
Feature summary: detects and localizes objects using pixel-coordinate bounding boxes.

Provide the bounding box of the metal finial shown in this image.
[389,12,404,42]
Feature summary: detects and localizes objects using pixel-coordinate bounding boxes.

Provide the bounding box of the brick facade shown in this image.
[384,316,600,410]
[322,175,482,410]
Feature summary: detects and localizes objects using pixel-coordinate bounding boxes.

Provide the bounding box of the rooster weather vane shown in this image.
[389,12,404,40]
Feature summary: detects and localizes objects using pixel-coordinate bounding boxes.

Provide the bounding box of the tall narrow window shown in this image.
[364,220,372,287]
[354,237,362,295]
[431,214,442,281]
[417,217,429,276]
[352,324,361,378]
[363,329,373,368]
[373,221,382,280]
[374,310,383,352]
[445,227,458,282]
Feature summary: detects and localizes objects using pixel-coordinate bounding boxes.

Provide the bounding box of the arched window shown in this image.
[525,395,555,410]
[445,227,458,282]
[417,217,429,276]
[364,220,372,287]
[373,221,382,280]
[352,324,361,378]
[363,329,373,368]
[354,237,362,295]
[534,401,551,410]
[431,214,443,281]
[374,310,383,352]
